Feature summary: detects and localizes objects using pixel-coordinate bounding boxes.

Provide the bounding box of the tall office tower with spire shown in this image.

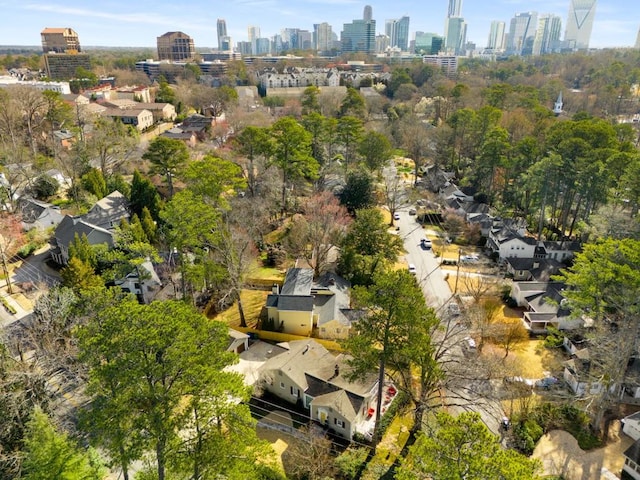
[532,14,562,55]
[636,27,640,49]
[564,0,596,50]
[448,0,462,18]
[486,21,506,51]
[363,5,373,21]
[217,19,227,50]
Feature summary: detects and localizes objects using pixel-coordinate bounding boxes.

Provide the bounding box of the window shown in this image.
[291,386,299,397]
[334,418,345,428]
[336,328,341,334]
[280,382,285,389]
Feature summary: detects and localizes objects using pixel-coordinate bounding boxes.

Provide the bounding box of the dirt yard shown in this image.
[533,425,633,479]
[257,411,297,475]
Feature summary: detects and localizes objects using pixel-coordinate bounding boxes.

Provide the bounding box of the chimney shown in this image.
[334,364,339,377]
[272,283,279,295]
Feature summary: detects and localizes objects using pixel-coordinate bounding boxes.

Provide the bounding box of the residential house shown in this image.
[18,197,63,231]
[44,169,72,190]
[259,339,380,440]
[266,268,314,336]
[257,68,340,91]
[82,191,130,230]
[102,99,139,110]
[50,191,130,265]
[104,108,153,131]
[50,216,115,265]
[623,440,640,480]
[116,85,152,103]
[136,103,176,122]
[179,114,214,141]
[227,328,250,354]
[113,260,162,304]
[52,129,76,149]
[623,412,640,441]
[487,222,537,263]
[504,257,563,282]
[161,127,197,146]
[265,268,358,339]
[510,281,583,334]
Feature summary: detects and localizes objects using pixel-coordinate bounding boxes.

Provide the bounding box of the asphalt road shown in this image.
[395,208,505,436]
[395,209,454,312]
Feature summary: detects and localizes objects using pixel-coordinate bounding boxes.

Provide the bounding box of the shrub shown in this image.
[18,243,38,258]
[33,174,59,199]
[1,297,17,315]
[543,327,564,348]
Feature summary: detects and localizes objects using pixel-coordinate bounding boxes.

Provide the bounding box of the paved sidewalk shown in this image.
[0,288,31,327]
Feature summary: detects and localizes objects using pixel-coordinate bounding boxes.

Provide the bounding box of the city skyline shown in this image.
[0,0,638,50]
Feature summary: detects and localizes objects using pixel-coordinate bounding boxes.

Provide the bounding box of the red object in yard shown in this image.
[388,386,396,395]
[367,408,375,417]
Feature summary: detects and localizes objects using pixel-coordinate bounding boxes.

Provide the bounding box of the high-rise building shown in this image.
[376,34,390,53]
[486,21,506,51]
[157,31,195,61]
[564,0,596,51]
[444,17,467,55]
[219,36,232,51]
[532,14,562,55]
[44,53,91,80]
[448,0,462,18]
[217,19,227,50]
[363,5,373,21]
[341,19,376,54]
[385,16,410,51]
[314,23,333,53]
[41,27,81,53]
[635,27,640,49]
[506,12,538,55]
[415,32,444,55]
[248,25,260,55]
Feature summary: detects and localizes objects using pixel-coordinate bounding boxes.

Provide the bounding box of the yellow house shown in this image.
[265,268,357,340]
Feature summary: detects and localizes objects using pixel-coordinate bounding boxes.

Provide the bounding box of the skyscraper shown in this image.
[341,18,376,54]
[41,27,81,53]
[444,17,467,55]
[363,5,373,21]
[506,12,538,55]
[415,32,444,55]
[248,25,260,55]
[564,0,596,51]
[217,19,227,50]
[448,0,462,18]
[157,31,195,61]
[385,16,410,51]
[486,21,506,51]
[314,23,333,53]
[635,27,640,49]
[532,14,562,55]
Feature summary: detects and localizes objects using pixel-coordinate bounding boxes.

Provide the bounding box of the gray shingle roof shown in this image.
[280,268,313,296]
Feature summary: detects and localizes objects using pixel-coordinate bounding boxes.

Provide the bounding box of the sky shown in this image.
[0,0,638,50]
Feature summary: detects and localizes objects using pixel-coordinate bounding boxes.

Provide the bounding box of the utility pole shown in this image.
[453,248,461,295]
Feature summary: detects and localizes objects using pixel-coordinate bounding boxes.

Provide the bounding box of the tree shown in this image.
[0,213,25,294]
[338,208,402,286]
[358,130,391,173]
[340,168,375,212]
[301,112,327,165]
[336,116,363,170]
[234,126,272,197]
[142,136,190,198]
[343,269,429,445]
[155,76,176,104]
[129,170,162,220]
[559,238,640,433]
[32,174,59,200]
[382,169,409,226]
[22,407,106,480]
[269,117,318,214]
[87,117,138,176]
[301,85,321,115]
[61,257,103,291]
[397,412,541,480]
[81,168,108,199]
[282,427,336,480]
[338,86,365,118]
[284,191,351,278]
[181,155,246,209]
[78,299,247,480]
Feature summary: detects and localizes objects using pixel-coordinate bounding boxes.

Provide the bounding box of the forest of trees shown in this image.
[1,46,640,479]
